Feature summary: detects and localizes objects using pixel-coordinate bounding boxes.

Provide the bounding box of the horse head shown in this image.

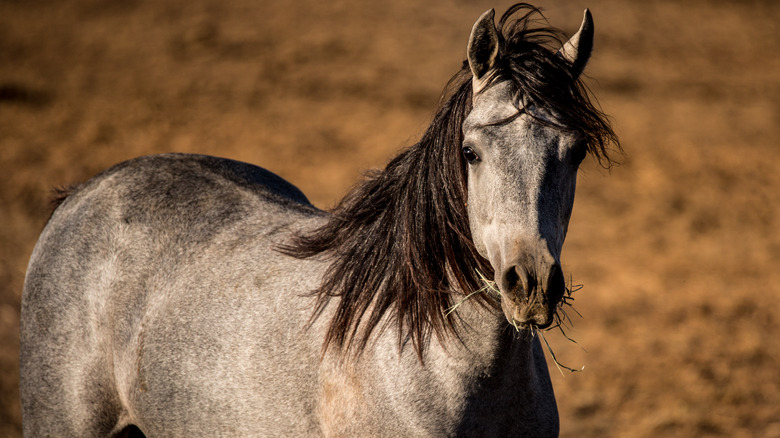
[463,8,595,330]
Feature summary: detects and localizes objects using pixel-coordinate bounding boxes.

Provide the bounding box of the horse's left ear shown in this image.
[557,9,594,78]
[467,9,501,94]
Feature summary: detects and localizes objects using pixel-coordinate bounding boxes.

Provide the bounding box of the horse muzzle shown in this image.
[497,261,566,329]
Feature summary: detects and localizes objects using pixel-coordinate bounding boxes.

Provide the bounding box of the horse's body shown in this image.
[20,5,617,437]
[21,154,556,436]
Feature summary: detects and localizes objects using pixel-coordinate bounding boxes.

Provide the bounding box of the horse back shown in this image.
[20,153,324,436]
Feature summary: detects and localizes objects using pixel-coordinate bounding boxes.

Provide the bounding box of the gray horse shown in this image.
[21,4,618,437]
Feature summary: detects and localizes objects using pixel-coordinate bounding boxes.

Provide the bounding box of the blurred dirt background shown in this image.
[1,0,779,436]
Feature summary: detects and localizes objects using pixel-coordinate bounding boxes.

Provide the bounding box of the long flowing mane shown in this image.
[282,3,619,360]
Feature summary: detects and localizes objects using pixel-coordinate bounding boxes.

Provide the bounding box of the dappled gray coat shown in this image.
[20,4,617,437]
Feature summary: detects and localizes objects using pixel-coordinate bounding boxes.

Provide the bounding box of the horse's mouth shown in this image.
[500,293,557,330]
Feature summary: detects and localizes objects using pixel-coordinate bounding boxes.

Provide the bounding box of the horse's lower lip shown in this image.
[531,319,553,330]
[501,297,555,329]
[510,317,553,330]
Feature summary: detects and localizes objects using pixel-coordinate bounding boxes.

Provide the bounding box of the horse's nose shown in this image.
[499,262,566,327]
[501,263,564,300]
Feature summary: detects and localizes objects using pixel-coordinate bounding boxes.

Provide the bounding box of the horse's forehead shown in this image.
[464,82,520,129]
[465,82,556,135]
[466,87,563,155]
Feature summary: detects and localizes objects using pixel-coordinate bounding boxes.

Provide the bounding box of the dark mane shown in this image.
[281,3,619,360]
[489,3,620,166]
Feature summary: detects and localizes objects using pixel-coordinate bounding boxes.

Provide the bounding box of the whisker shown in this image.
[465,268,588,375]
[538,274,587,375]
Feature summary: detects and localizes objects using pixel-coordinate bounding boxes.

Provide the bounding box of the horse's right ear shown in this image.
[467,9,500,94]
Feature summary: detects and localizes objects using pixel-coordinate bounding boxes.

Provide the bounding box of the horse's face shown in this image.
[463,83,581,328]
[463,9,594,329]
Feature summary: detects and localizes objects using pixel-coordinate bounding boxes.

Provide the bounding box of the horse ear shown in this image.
[467,9,500,93]
[557,9,594,78]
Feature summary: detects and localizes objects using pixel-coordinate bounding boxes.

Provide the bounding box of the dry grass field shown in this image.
[1,0,778,436]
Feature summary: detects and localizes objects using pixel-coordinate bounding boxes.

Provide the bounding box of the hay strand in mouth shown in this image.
[476,269,501,296]
[540,276,587,376]
[519,275,587,376]
[445,288,489,316]
[444,269,500,316]
[449,270,588,376]
[539,276,588,376]
[538,328,585,375]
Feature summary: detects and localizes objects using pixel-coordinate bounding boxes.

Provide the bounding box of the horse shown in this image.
[20,4,618,437]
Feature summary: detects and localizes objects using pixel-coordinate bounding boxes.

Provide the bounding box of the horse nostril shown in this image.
[503,266,538,300]
[505,267,520,292]
[547,264,566,302]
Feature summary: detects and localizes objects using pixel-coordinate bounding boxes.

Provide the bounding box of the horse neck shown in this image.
[433,298,536,369]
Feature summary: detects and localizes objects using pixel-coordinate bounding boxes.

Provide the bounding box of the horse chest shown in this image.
[315,336,557,437]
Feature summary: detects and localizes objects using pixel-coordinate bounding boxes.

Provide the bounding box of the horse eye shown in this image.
[462,146,480,164]
[571,144,587,165]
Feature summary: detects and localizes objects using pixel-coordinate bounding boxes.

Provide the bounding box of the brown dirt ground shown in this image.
[2,0,778,436]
